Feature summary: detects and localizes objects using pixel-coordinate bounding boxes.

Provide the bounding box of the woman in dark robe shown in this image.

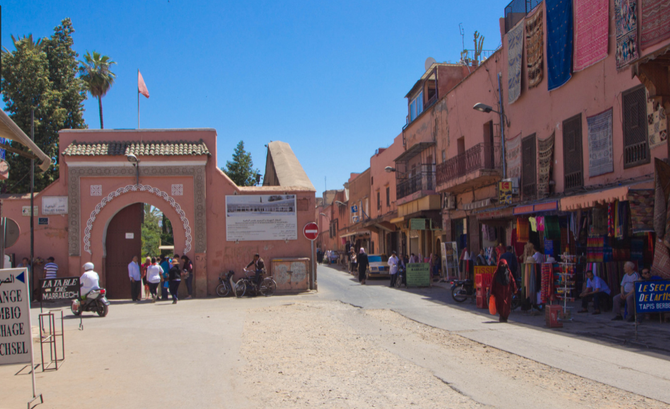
[357,248,369,285]
[490,259,518,322]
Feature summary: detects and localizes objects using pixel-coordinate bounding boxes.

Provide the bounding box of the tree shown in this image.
[79,51,116,129]
[141,204,162,258]
[223,141,260,186]
[0,18,87,193]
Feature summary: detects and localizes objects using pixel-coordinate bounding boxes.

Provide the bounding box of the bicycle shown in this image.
[235,268,277,297]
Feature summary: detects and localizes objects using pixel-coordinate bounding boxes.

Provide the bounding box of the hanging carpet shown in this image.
[525,4,544,89]
[640,0,670,49]
[586,108,614,177]
[614,0,639,69]
[508,21,525,104]
[628,189,655,233]
[546,0,573,90]
[573,0,610,72]
[537,133,554,198]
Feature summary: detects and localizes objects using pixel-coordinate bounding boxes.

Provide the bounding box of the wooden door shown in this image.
[105,203,143,299]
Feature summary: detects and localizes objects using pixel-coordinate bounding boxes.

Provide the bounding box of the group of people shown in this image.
[128,254,193,304]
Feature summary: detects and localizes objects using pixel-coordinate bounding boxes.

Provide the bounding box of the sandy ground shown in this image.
[237,301,666,409]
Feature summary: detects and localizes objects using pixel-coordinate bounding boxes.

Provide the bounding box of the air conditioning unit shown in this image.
[443,193,456,210]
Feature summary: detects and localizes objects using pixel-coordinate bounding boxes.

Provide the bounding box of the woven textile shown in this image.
[544,216,561,240]
[587,236,605,262]
[540,263,554,303]
[652,238,670,279]
[525,4,544,89]
[508,21,524,104]
[546,0,573,90]
[615,0,639,69]
[506,133,522,179]
[654,158,670,242]
[517,218,530,242]
[608,202,615,237]
[640,0,670,49]
[537,216,545,231]
[537,133,554,198]
[586,108,614,177]
[574,0,609,71]
[647,94,668,149]
[629,189,655,233]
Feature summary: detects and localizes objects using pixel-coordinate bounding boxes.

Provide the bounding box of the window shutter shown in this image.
[522,134,537,199]
[563,114,584,190]
[622,85,650,168]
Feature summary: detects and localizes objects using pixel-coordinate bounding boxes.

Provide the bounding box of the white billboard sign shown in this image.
[0,268,33,365]
[226,194,297,241]
[42,196,69,215]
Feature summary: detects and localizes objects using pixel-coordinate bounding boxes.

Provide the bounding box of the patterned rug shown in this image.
[654,158,670,245]
[507,21,524,104]
[573,0,609,71]
[537,133,554,198]
[615,0,639,69]
[629,189,655,233]
[586,108,614,177]
[648,92,668,149]
[641,0,670,49]
[546,0,573,90]
[506,133,522,180]
[525,4,544,89]
[652,238,670,279]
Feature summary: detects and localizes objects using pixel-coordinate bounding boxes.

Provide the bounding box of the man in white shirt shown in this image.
[388,251,399,287]
[80,262,100,299]
[532,245,545,264]
[578,270,610,314]
[612,261,639,322]
[128,256,142,302]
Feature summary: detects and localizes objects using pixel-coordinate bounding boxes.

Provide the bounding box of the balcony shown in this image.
[436,142,502,194]
[396,165,436,204]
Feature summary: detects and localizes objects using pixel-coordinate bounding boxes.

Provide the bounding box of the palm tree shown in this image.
[79,51,116,129]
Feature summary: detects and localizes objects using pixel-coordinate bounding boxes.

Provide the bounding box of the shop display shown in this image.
[555,255,577,320]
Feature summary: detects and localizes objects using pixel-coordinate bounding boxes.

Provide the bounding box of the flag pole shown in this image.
[137,69,140,129]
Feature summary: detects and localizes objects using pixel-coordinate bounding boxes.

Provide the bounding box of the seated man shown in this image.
[612,261,639,322]
[578,270,610,315]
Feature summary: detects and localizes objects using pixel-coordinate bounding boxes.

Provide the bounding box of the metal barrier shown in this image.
[38,309,65,371]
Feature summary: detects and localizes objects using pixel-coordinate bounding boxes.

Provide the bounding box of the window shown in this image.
[410,91,424,121]
[371,176,374,185]
[442,149,446,163]
[386,186,390,207]
[562,114,584,190]
[377,191,381,210]
[622,85,650,168]
[521,134,537,199]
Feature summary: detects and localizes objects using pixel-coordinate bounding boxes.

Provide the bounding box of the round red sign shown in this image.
[303,222,319,241]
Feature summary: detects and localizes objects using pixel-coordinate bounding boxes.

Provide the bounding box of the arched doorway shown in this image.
[104,203,176,299]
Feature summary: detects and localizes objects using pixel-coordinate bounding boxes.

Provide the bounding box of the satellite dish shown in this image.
[425,57,437,71]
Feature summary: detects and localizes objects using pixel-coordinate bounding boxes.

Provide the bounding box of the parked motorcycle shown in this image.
[71,288,110,317]
[215,271,242,297]
[450,279,475,302]
[235,268,277,297]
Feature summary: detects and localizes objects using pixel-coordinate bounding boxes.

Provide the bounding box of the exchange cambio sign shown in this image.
[0,268,33,365]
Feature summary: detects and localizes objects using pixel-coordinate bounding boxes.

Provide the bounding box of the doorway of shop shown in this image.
[104,203,174,299]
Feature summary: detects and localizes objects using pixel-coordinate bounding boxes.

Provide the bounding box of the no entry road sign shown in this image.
[303,222,319,240]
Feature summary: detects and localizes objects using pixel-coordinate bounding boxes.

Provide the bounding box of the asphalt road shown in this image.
[2,265,669,408]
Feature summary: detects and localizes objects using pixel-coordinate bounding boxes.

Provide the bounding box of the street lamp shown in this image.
[473,74,509,179]
[127,153,141,186]
[472,103,510,127]
[334,200,347,207]
[385,166,396,173]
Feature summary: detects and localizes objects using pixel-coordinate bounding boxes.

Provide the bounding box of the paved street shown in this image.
[3,264,670,408]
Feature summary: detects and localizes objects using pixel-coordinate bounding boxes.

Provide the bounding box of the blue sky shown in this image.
[3,0,507,195]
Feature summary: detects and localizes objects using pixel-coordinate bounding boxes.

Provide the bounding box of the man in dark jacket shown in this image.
[357,248,369,285]
[499,246,519,281]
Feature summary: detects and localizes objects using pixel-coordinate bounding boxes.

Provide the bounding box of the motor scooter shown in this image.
[215,271,239,297]
[71,288,110,317]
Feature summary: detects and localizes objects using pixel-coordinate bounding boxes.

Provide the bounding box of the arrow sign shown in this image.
[303,222,319,241]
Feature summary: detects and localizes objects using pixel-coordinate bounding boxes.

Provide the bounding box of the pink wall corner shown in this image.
[370,133,404,219]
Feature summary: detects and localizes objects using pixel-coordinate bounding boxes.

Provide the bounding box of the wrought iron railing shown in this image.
[504,0,542,33]
[396,166,435,200]
[624,141,650,169]
[564,170,583,191]
[436,143,502,186]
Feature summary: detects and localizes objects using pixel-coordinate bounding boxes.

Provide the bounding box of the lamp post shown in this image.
[126,153,141,186]
[473,75,510,180]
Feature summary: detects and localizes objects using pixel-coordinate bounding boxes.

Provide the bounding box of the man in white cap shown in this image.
[80,262,100,299]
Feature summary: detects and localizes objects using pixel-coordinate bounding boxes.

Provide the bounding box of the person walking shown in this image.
[490,259,518,323]
[350,250,357,274]
[388,251,399,287]
[146,257,162,302]
[141,256,152,300]
[44,257,58,280]
[181,255,194,299]
[168,258,182,304]
[128,256,142,302]
[159,255,171,300]
[357,248,369,285]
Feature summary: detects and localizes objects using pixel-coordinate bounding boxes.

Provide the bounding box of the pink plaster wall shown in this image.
[370,134,403,220]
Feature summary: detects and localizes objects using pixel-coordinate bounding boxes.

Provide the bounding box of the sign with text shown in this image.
[406,263,431,287]
[226,194,297,241]
[38,217,49,225]
[0,268,33,365]
[21,206,38,217]
[499,181,512,205]
[42,196,68,215]
[40,277,80,301]
[635,280,670,314]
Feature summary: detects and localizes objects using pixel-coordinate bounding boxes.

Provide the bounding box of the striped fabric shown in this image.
[44,262,58,279]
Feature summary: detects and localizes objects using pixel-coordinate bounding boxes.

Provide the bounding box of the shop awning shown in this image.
[0,110,52,172]
[390,216,404,224]
[513,200,560,215]
[560,181,653,211]
[340,230,370,238]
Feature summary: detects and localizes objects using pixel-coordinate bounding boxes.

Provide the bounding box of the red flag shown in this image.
[138,70,150,98]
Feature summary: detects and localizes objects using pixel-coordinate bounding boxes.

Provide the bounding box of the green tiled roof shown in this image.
[62,140,211,157]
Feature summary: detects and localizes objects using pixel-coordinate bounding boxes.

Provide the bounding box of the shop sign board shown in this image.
[499,181,512,205]
[42,196,68,215]
[38,217,49,225]
[635,280,670,314]
[406,263,430,287]
[40,277,80,301]
[0,268,33,366]
[410,218,427,230]
[21,206,38,217]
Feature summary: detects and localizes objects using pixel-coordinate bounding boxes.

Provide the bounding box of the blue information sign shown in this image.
[634,280,670,314]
